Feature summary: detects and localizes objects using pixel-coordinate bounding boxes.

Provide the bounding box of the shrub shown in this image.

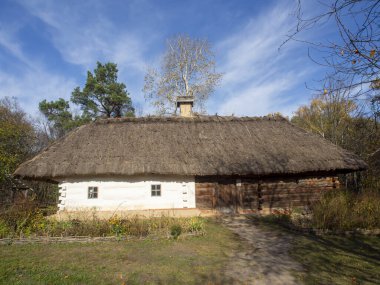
[170,224,182,239]
[0,200,43,237]
[187,217,205,233]
[125,215,150,237]
[0,209,207,239]
[260,208,293,226]
[290,212,312,229]
[0,220,10,238]
[312,189,380,231]
[109,215,125,236]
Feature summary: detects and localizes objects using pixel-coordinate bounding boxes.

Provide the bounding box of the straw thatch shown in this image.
[14,116,366,181]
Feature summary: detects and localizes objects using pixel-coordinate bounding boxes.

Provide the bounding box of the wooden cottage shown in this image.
[14,100,366,215]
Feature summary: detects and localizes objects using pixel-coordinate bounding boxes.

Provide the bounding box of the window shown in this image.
[151,184,161,197]
[88,186,98,199]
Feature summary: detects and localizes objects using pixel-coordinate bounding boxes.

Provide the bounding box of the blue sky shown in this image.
[0,0,334,118]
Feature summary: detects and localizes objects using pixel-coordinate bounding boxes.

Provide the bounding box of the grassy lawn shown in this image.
[2,216,379,285]
[291,233,380,285]
[252,216,380,285]
[0,220,238,285]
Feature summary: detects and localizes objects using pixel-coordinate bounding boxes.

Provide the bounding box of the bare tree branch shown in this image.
[284,0,379,107]
[143,34,223,115]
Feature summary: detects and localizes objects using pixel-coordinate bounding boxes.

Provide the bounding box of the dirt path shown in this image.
[222,215,303,285]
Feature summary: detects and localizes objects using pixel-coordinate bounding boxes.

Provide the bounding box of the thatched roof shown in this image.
[14,116,366,181]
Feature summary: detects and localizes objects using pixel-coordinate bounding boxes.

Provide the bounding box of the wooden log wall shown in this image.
[195,176,338,212]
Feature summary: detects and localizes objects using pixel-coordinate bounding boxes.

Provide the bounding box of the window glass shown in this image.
[151,184,161,196]
[88,186,98,199]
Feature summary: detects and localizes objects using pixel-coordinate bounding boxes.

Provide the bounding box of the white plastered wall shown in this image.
[58,176,196,211]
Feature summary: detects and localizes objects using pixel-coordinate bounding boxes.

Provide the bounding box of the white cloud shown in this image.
[17,0,149,72]
[0,27,35,69]
[214,1,316,117]
[0,20,77,116]
[0,0,154,116]
[217,72,306,116]
[12,0,151,114]
[1,0,322,118]
[0,69,76,117]
[110,34,149,74]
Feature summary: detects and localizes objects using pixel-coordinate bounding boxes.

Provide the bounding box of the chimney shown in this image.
[176,96,194,117]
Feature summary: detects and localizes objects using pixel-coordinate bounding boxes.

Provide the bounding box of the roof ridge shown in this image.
[93,115,288,124]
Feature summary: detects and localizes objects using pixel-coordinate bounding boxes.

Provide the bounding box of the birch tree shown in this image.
[143,35,223,114]
[291,80,358,146]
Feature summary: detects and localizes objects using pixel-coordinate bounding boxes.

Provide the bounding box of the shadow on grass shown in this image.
[246,214,380,285]
[126,274,234,285]
[121,266,235,285]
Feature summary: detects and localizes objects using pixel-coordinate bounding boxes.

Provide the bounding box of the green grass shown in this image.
[250,215,380,285]
[2,216,379,284]
[0,219,238,285]
[291,233,380,285]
